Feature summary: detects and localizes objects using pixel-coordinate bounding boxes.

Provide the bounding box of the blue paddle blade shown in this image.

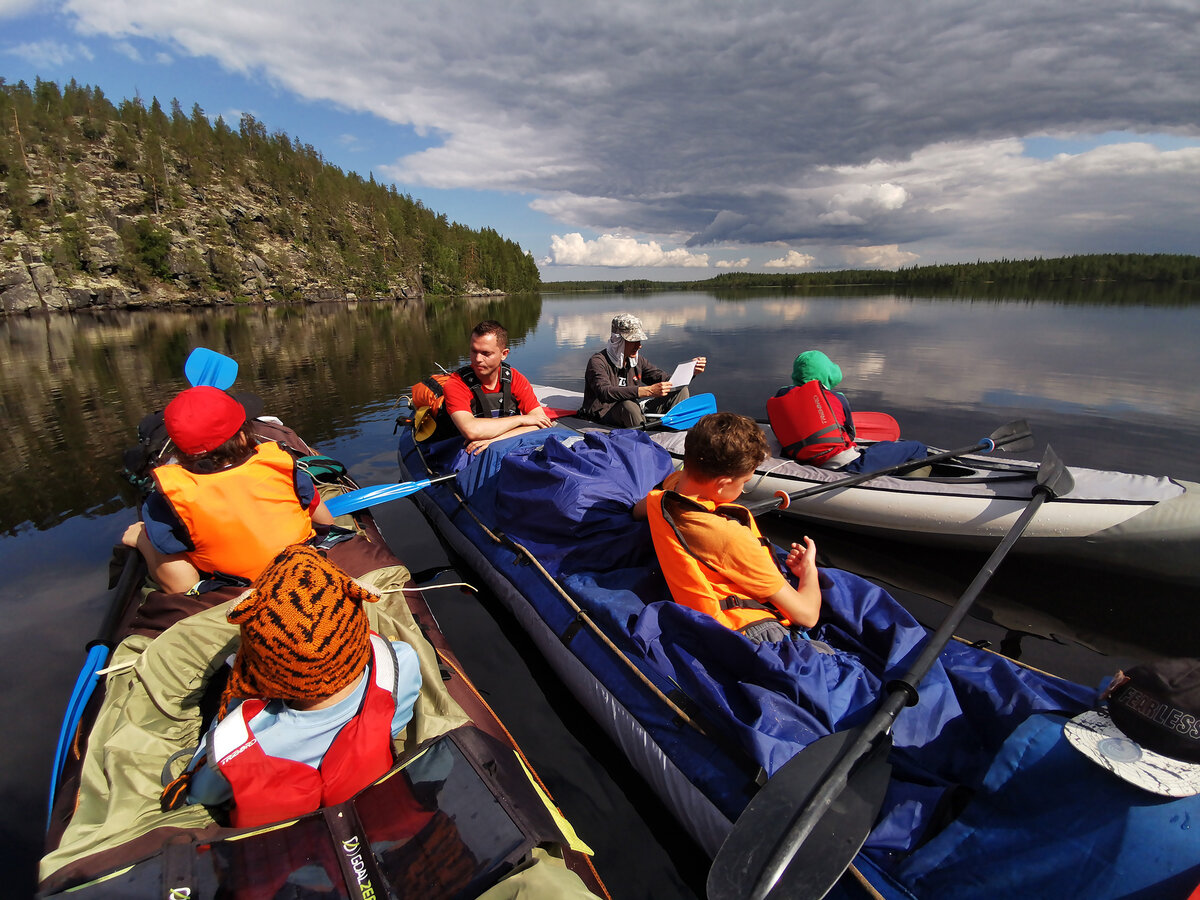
[184,348,238,389]
[656,392,717,429]
[324,474,457,516]
[48,643,109,827]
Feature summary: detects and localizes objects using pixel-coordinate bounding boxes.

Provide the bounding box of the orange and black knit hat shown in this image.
[220,544,380,713]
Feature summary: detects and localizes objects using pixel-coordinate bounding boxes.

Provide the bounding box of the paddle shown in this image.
[756,410,901,442]
[324,474,459,517]
[542,392,716,430]
[850,411,900,442]
[643,392,717,430]
[47,547,144,827]
[747,419,1034,515]
[184,347,239,389]
[708,444,1074,900]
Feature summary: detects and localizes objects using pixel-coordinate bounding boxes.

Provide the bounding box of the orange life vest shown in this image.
[645,489,788,634]
[766,380,855,465]
[411,372,452,416]
[152,441,316,581]
[210,634,399,828]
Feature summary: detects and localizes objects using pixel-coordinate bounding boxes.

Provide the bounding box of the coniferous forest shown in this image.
[0,76,541,313]
[543,253,1200,295]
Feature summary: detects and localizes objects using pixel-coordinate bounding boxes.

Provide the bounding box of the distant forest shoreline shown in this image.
[542,253,1200,295]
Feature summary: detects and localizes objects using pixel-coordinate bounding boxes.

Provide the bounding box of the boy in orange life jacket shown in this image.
[160,545,422,827]
[121,386,335,594]
[633,412,821,643]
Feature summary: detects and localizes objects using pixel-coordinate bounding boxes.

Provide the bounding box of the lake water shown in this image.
[4,287,1199,898]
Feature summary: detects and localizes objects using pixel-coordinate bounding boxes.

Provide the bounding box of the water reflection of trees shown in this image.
[0,295,543,535]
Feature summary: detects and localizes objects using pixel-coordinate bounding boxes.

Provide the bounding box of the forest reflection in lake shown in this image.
[3,285,1199,897]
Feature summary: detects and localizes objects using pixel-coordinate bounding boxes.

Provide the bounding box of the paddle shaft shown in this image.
[749,458,1064,899]
[746,422,1031,516]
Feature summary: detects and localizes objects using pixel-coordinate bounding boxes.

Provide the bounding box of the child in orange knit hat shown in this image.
[162,545,421,827]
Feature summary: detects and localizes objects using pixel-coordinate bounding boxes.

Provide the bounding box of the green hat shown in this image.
[791,350,843,389]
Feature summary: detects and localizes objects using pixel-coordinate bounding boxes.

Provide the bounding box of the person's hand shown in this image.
[122,521,145,548]
[693,357,707,374]
[466,437,494,455]
[527,406,553,428]
[785,536,818,587]
[649,381,672,398]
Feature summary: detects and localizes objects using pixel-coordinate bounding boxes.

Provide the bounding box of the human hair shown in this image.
[683,413,770,480]
[178,421,256,473]
[472,320,509,350]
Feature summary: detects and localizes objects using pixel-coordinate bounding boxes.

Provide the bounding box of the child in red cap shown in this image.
[122,386,334,593]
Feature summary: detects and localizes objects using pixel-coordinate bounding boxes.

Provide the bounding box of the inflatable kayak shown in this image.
[39,408,606,900]
[534,384,1200,585]
[395,414,1200,899]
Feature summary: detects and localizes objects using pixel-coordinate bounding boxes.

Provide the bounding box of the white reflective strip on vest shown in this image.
[211,703,253,763]
[368,633,397,692]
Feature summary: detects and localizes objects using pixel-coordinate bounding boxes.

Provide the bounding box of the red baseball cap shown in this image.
[164,386,247,454]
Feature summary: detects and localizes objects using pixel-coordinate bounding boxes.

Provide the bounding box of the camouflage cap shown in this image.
[611,314,648,342]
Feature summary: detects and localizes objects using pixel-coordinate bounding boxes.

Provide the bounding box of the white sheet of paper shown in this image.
[668,359,696,388]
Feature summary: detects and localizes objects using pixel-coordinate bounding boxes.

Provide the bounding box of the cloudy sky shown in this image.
[3,0,1198,280]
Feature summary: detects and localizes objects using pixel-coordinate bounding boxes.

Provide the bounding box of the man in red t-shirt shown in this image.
[444,320,553,454]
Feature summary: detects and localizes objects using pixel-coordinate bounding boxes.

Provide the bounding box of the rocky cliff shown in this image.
[1,81,532,315]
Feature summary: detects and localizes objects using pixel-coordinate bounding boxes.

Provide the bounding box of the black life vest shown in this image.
[456,363,518,417]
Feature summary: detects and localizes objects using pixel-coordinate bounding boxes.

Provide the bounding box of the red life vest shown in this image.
[645,489,788,634]
[209,634,400,828]
[152,441,316,581]
[766,381,855,465]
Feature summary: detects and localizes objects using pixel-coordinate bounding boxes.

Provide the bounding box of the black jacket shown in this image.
[580,350,669,420]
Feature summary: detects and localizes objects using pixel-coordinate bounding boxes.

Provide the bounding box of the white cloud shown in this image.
[0,0,44,17]
[840,245,920,269]
[817,183,910,226]
[715,258,750,268]
[764,250,816,269]
[546,233,709,268]
[113,40,141,62]
[4,39,92,67]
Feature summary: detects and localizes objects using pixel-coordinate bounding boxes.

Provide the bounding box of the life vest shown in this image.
[209,634,400,828]
[456,363,518,418]
[766,381,855,465]
[152,441,316,581]
[411,372,452,417]
[645,489,788,634]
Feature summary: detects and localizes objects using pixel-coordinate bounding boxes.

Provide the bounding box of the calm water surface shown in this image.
[3,288,1199,898]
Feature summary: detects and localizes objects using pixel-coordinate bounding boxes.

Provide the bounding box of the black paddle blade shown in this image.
[989,419,1034,454]
[1035,444,1074,498]
[708,729,893,900]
